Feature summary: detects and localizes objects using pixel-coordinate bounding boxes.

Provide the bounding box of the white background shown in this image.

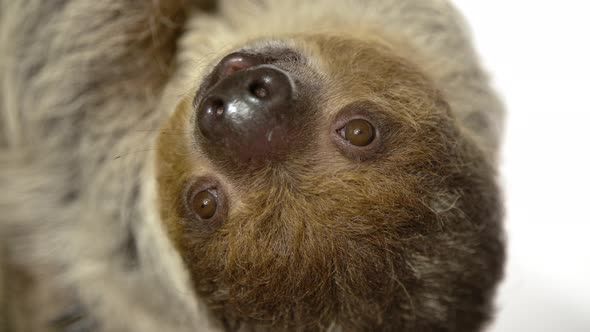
[451,1,590,331]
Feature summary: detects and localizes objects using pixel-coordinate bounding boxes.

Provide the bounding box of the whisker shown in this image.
[112,149,156,160]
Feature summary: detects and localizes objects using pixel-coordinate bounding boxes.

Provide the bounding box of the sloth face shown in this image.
[156,35,503,331]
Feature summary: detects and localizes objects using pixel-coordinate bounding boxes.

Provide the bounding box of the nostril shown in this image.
[248,80,269,99]
[204,97,225,117]
[211,98,225,117]
[198,96,226,140]
[245,67,293,102]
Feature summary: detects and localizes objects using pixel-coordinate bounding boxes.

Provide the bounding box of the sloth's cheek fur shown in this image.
[154,35,504,331]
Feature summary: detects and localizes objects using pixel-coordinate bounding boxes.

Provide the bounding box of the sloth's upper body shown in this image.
[0,1,504,331]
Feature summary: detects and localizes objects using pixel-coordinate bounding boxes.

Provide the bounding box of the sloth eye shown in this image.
[339,119,375,147]
[183,179,227,230]
[192,190,218,219]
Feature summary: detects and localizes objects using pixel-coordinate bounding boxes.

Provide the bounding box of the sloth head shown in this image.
[155,34,504,331]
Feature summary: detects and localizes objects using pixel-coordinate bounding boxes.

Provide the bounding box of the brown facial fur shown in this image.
[156,35,504,331]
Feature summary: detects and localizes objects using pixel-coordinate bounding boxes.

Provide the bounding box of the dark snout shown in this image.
[196,52,299,166]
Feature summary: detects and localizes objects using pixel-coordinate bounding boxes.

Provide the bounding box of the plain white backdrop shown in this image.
[451,1,590,331]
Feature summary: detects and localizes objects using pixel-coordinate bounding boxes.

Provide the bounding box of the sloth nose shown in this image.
[197,63,296,165]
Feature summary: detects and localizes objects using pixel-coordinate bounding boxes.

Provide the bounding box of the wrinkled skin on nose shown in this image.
[196,52,298,166]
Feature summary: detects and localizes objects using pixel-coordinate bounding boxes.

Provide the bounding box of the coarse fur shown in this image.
[0,1,505,331]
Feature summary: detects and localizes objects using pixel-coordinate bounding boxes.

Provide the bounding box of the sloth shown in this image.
[0,0,505,331]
